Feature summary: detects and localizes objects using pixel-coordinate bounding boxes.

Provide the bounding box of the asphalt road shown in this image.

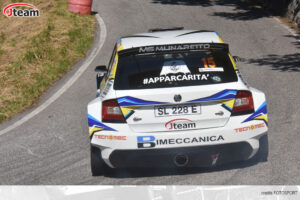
[0,0,299,184]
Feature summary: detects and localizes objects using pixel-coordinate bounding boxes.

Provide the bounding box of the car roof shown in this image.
[118,30,224,51]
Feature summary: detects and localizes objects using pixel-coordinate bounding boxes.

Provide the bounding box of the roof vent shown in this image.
[148,27,184,32]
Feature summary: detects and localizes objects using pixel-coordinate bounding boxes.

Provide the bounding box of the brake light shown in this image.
[102,99,126,123]
[232,91,254,115]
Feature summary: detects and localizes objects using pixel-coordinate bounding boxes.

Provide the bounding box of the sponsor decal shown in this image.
[137,135,224,148]
[94,134,126,141]
[160,60,190,76]
[143,73,209,85]
[211,153,219,166]
[234,123,265,133]
[101,80,112,98]
[199,67,224,72]
[211,75,222,82]
[139,44,211,53]
[165,118,196,130]
[3,3,40,17]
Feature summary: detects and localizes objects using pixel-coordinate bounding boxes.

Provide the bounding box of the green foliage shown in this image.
[0,1,95,122]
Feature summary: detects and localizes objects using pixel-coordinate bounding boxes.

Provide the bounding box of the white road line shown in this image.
[273,17,300,41]
[0,14,107,136]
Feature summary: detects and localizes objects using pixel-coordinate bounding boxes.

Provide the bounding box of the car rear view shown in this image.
[87,29,268,175]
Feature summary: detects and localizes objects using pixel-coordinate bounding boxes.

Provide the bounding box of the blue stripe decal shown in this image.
[242,102,267,123]
[117,96,168,107]
[88,114,116,131]
[188,89,237,103]
[118,90,237,107]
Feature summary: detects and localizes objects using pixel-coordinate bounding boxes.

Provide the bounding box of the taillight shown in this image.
[102,99,126,123]
[232,90,254,116]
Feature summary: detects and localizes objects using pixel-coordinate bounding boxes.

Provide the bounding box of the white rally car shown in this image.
[88,28,268,175]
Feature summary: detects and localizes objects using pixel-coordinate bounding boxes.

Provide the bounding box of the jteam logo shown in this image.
[165,118,196,130]
[3,3,40,17]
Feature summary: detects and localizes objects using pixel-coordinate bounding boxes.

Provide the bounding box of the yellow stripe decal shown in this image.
[221,99,235,110]
[254,114,268,123]
[117,40,124,52]
[229,54,238,70]
[217,35,224,43]
[109,53,119,79]
[89,127,104,137]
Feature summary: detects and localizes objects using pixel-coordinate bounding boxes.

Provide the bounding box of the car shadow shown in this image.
[103,159,263,179]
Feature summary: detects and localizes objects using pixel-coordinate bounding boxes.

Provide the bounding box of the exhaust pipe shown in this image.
[174,154,189,167]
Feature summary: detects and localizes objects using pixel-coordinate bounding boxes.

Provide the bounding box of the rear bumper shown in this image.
[109,141,253,168]
[90,113,268,168]
[91,121,268,168]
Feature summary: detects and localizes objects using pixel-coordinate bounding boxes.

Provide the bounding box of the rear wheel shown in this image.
[91,145,107,176]
[252,134,269,162]
[259,134,269,162]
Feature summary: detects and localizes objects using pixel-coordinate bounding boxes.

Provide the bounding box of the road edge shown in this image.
[0,14,107,136]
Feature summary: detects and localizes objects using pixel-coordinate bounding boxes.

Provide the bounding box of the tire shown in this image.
[252,134,269,162]
[259,134,269,162]
[90,145,107,176]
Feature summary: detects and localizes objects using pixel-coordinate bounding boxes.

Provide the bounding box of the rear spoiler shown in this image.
[148,27,184,32]
[118,43,229,56]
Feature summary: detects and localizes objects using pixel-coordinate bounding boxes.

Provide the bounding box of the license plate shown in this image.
[154,104,201,117]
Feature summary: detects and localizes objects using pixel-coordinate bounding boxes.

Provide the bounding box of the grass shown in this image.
[0,0,95,122]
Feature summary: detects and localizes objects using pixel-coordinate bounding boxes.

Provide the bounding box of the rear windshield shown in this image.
[114,50,237,90]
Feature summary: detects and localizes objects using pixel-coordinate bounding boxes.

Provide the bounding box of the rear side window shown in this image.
[114,50,237,90]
